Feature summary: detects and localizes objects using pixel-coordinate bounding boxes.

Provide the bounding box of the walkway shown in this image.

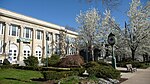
[118,67,150,84]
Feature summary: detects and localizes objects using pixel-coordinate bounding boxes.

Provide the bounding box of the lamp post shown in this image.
[46,32,49,67]
[107,33,116,69]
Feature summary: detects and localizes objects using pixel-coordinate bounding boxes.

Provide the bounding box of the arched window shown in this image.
[8,44,18,63]
[23,45,31,59]
[35,46,42,63]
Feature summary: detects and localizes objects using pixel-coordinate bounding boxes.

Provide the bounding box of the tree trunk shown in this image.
[92,49,94,61]
[86,47,88,63]
[90,45,94,61]
[131,49,135,61]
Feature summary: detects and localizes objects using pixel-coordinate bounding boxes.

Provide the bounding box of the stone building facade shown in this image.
[0,8,78,64]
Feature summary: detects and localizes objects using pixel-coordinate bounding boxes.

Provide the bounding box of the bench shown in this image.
[126,64,137,73]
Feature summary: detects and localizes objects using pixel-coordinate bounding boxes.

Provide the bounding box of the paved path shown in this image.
[119,67,150,84]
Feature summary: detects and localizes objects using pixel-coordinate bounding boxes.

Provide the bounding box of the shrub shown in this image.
[117,61,144,68]
[97,61,111,66]
[42,67,70,71]
[59,76,79,84]
[3,59,10,65]
[15,66,42,71]
[84,61,99,68]
[59,55,84,68]
[41,71,78,80]
[0,65,13,69]
[71,68,85,76]
[85,62,120,79]
[42,54,60,67]
[49,54,60,66]
[128,61,142,68]
[23,56,38,67]
[117,62,126,67]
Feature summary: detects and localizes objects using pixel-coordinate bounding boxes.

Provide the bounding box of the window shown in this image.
[46,32,52,41]
[8,44,18,62]
[0,23,4,35]
[35,46,42,62]
[68,37,75,44]
[55,34,60,42]
[23,27,32,39]
[55,45,60,55]
[36,30,43,40]
[0,40,3,54]
[23,45,31,59]
[0,60,2,63]
[9,24,20,36]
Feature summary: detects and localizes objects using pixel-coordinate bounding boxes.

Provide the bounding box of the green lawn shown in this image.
[0,68,43,84]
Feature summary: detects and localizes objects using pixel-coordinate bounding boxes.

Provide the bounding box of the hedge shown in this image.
[85,62,120,79]
[41,71,78,80]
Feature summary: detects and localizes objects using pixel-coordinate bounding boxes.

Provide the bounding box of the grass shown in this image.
[0,68,43,84]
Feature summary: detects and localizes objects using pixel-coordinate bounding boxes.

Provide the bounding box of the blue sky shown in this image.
[0,0,148,29]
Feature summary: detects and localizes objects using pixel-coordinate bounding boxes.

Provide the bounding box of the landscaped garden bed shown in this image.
[0,55,121,84]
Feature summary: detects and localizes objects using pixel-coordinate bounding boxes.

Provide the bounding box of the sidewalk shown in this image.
[117,67,150,84]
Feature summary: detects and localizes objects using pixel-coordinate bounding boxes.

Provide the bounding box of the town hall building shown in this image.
[0,8,78,64]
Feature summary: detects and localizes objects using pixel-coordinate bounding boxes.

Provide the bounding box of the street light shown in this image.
[46,32,49,67]
[107,32,116,69]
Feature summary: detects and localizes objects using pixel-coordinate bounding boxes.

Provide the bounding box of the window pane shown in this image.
[24,57,26,59]
[30,30,32,39]
[0,41,2,53]
[17,28,20,36]
[40,32,43,40]
[26,28,29,38]
[14,57,16,59]
[12,26,16,36]
[0,23,3,34]
[37,31,40,39]
[24,28,32,39]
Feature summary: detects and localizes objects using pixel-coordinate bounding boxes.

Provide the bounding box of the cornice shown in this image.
[0,8,78,36]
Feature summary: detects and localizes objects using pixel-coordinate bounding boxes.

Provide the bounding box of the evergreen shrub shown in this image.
[85,61,120,79]
[23,56,38,67]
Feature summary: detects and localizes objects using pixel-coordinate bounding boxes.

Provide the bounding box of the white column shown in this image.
[32,29,36,56]
[52,33,55,54]
[42,30,46,58]
[3,22,9,56]
[18,25,24,61]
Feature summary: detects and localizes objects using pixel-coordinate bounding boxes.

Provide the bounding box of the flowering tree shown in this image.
[82,0,121,9]
[100,9,121,59]
[76,8,101,61]
[126,0,150,61]
[101,10,121,42]
[76,8,121,61]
